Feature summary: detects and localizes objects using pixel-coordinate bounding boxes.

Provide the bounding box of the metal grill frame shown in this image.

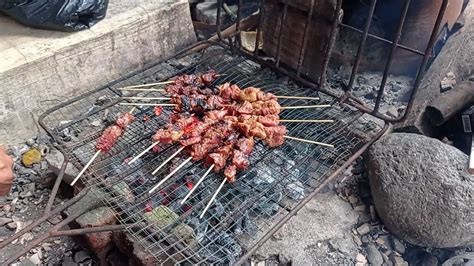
[0,0,449,264]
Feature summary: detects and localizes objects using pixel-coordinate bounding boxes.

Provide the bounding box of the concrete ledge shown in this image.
[0,1,196,144]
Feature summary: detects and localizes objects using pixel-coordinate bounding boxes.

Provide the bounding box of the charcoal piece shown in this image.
[232,211,250,235]
[217,233,242,263]
[208,201,225,219]
[255,187,282,216]
[186,218,208,243]
[171,185,190,200]
[252,170,275,186]
[199,244,227,263]
[285,181,305,200]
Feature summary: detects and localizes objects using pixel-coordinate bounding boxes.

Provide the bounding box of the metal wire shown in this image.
[40,45,383,264]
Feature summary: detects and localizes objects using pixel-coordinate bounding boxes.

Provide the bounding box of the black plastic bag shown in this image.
[0,0,109,32]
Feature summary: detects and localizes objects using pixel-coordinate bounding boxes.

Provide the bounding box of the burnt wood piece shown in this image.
[395,1,474,136]
[261,0,337,82]
[426,81,474,126]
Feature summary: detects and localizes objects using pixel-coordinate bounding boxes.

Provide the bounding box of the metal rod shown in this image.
[45,159,68,215]
[149,156,192,194]
[296,0,315,77]
[216,0,224,42]
[339,23,425,56]
[128,141,159,165]
[50,224,129,237]
[71,150,101,186]
[346,0,377,92]
[403,0,449,121]
[275,0,289,68]
[200,178,227,219]
[320,0,343,87]
[253,0,265,57]
[180,164,215,204]
[152,146,185,175]
[0,188,89,249]
[373,0,411,114]
[236,123,390,265]
[284,135,334,147]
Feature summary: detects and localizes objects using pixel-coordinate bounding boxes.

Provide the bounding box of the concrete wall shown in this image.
[0,1,196,145]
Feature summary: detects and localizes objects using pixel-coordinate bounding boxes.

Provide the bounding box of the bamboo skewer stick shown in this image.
[180,164,215,205]
[275,95,320,100]
[71,150,101,186]
[279,119,334,123]
[122,97,171,101]
[151,146,186,175]
[284,135,334,148]
[200,178,227,219]
[117,88,166,92]
[280,104,331,109]
[118,81,174,90]
[128,141,159,165]
[149,156,193,194]
[119,103,176,107]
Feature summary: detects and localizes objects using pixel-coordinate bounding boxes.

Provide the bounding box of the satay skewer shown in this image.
[149,156,193,194]
[151,146,186,175]
[72,107,138,186]
[180,164,215,205]
[127,141,160,165]
[200,178,227,219]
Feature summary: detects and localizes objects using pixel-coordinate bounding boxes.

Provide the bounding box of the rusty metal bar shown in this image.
[373,0,411,114]
[346,0,377,92]
[235,0,243,48]
[296,0,315,77]
[254,0,265,57]
[45,160,68,215]
[320,0,343,87]
[339,23,425,56]
[50,224,129,237]
[2,196,92,265]
[235,122,390,265]
[275,0,289,68]
[216,0,224,42]
[401,0,449,121]
[0,187,90,249]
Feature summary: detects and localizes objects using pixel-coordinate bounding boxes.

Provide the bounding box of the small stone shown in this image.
[386,107,399,118]
[354,204,367,212]
[348,195,359,204]
[356,253,367,263]
[366,244,384,266]
[21,149,42,167]
[28,253,41,265]
[376,237,385,246]
[91,120,101,127]
[390,253,408,266]
[389,236,405,254]
[352,234,363,246]
[356,223,371,235]
[26,139,36,147]
[6,221,17,231]
[440,72,456,92]
[74,250,91,263]
[0,217,12,227]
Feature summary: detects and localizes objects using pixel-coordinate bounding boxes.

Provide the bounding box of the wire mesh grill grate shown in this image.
[40,45,383,264]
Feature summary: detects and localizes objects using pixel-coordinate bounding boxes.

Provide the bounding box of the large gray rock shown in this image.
[366,133,474,248]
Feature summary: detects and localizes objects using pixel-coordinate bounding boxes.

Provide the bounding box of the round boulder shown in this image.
[366,133,474,248]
